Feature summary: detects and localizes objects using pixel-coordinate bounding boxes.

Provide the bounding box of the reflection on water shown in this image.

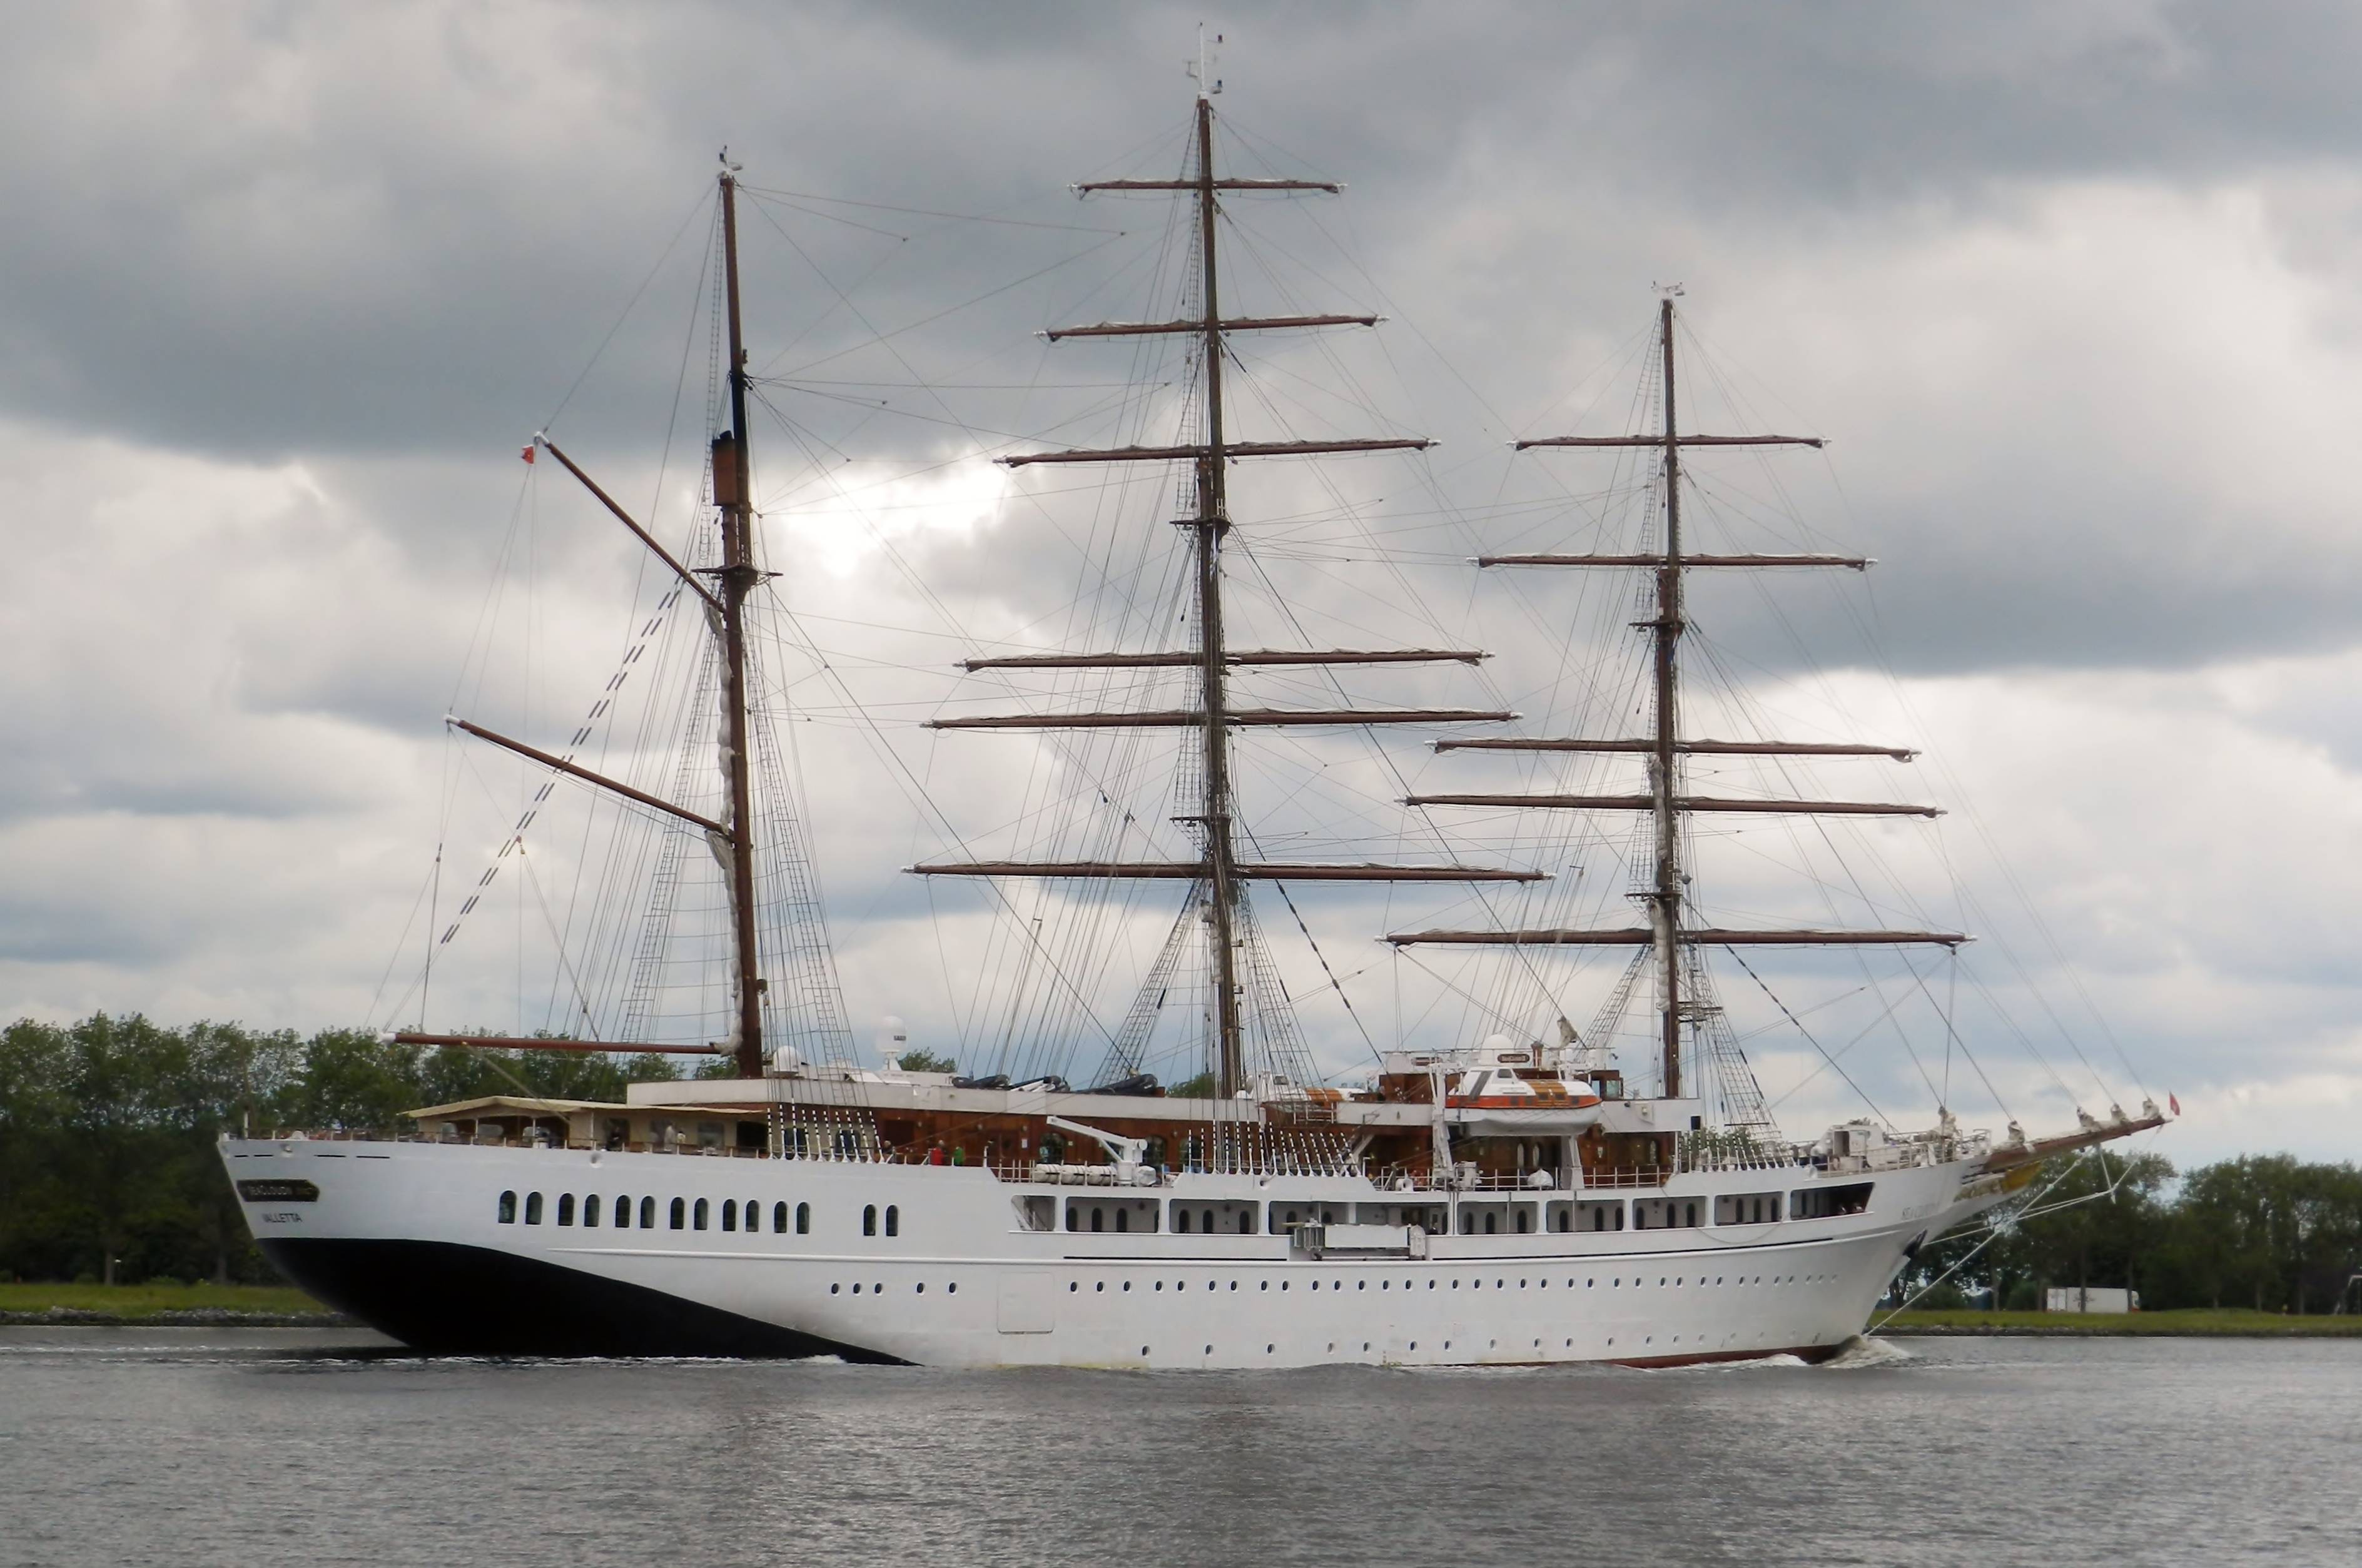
[2,1330,2355,1567]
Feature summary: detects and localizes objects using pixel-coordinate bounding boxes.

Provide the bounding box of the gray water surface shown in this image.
[2,1330,2354,1567]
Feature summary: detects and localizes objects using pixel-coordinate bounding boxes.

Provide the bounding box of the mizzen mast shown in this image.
[713,163,768,1078]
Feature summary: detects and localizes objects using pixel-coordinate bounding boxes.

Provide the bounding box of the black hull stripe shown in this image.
[260,1238,903,1362]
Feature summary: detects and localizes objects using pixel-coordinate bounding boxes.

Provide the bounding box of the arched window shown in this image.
[524,1192,543,1225]
[796,1202,811,1235]
[583,1195,601,1228]
[1239,1210,1252,1235]
[1516,1210,1531,1235]
[497,1190,517,1223]
[1065,1205,1078,1233]
[721,1200,737,1233]
[1484,1213,1498,1235]
[1114,1208,1128,1233]
[556,1194,575,1227]
[640,1196,655,1228]
[669,1196,685,1230]
[613,1195,629,1229]
[693,1198,709,1231]
[884,1205,900,1238]
[1685,1202,1698,1227]
[1090,1208,1104,1233]
[1460,1210,1474,1235]
[1175,1208,1192,1234]
[773,1201,788,1233]
[863,1205,878,1237]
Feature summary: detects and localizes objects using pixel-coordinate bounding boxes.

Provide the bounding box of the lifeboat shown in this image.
[1442,1069,1604,1132]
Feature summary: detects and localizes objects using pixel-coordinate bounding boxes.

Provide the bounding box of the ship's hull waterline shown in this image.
[224,1137,2000,1368]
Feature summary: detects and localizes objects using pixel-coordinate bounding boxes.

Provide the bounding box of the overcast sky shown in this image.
[6,1,2359,1165]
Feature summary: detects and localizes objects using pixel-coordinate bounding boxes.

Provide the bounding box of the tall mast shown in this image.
[1190,93,1245,1099]
[1650,296,1684,1100]
[715,166,766,1077]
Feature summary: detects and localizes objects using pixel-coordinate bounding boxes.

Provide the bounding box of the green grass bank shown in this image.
[1880,1307,2362,1337]
[0,1281,336,1323]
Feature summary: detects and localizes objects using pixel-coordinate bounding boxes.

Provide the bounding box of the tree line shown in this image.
[6,1012,2358,1311]
[1907,1149,2362,1315]
[0,1013,717,1286]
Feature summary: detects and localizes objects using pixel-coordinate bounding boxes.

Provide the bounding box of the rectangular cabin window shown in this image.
[524,1192,543,1225]
[556,1194,575,1227]
[697,1121,724,1151]
[1790,1182,1874,1220]
[1715,1192,1783,1226]
[1016,1196,1055,1232]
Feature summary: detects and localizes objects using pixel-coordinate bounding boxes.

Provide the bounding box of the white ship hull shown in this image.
[222,1136,2004,1368]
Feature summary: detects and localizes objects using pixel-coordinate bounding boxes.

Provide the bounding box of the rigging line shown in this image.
[1242,823,1385,1068]
[737,183,1130,236]
[513,836,609,1039]
[1394,948,1548,1039]
[1721,946,1890,1127]
[758,604,1121,1047]
[1868,1151,2117,1333]
[542,186,714,430]
[767,231,1132,380]
[367,852,442,1029]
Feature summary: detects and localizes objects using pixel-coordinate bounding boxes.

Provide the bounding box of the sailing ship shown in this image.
[220,72,2166,1365]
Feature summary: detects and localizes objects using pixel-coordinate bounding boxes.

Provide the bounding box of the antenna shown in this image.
[1188,24,1224,98]
[1653,280,1686,298]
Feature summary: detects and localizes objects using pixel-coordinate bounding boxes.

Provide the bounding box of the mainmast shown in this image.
[1647,297,1685,1098]
[1189,90,1245,1097]
[911,77,1549,1097]
[713,166,768,1078]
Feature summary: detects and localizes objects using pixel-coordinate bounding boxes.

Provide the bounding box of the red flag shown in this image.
[520,444,536,464]
[2169,1093,2180,1116]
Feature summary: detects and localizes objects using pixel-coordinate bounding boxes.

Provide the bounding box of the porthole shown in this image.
[946,1282,957,1294]
[830,1283,839,1295]
[851,1283,861,1295]
[1068,1282,1078,1293]
[1204,1345,1213,1355]
[1155,1281,1163,1292]
[915,1283,925,1293]
[1095,1282,1105,1293]
[1122,1281,1131,1293]
[1140,1347,1150,1357]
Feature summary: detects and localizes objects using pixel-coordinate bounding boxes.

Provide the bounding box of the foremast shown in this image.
[1391,297,1965,1110]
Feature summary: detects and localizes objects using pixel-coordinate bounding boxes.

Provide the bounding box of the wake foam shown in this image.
[1822,1334,1916,1369]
